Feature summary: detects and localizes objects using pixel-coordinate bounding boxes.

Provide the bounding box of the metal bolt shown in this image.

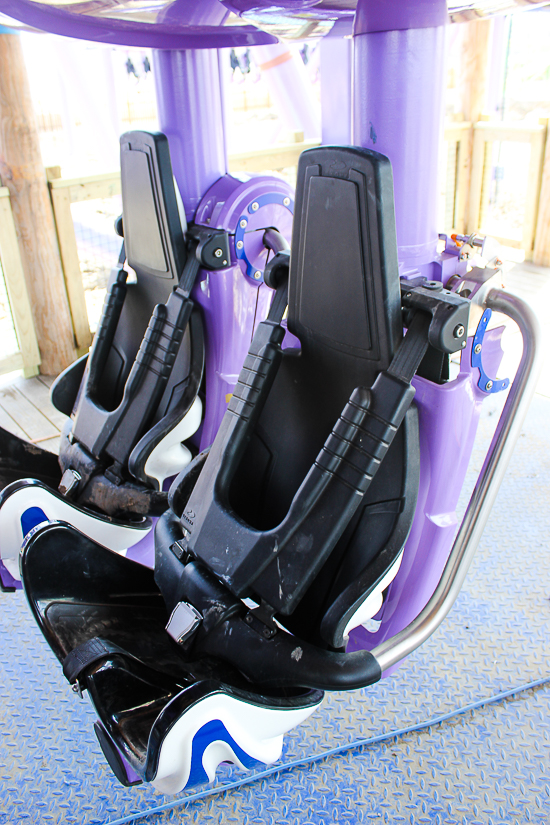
[474,343,482,355]
[453,324,465,339]
[251,202,259,211]
[253,270,262,280]
[461,341,467,348]
[485,380,493,391]
[214,248,223,258]
[236,240,244,250]
[283,197,290,206]
[239,219,247,229]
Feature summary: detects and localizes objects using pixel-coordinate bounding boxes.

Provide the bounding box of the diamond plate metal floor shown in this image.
[0,391,548,825]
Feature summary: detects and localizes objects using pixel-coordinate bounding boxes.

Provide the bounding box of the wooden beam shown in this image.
[228,140,320,174]
[533,121,550,267]
[46,168,92,352]
[522,123,547,260]
[0,186,40,375]
[456,18,492,233]
[0,33,77,375]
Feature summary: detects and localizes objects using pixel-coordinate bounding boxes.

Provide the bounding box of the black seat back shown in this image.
[165,146,420,648]
[53,131,204,512]
[87,131,186,415]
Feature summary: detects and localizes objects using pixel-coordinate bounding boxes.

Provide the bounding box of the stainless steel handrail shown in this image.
[372,288,543,673]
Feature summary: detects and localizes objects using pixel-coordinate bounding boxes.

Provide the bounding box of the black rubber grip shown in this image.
[227,321,286,422]
[88,273,127,393]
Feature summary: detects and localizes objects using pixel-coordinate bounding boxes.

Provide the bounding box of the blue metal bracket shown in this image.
[471,308,509,393]
[235,193,294,283]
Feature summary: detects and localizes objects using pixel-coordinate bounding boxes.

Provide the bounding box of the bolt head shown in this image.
[485,380,493,391]
[283,197,290,206]
[251,202,259,211]
[236,240,244,250]
[454,324,465,339]
[214,248,223,258]
[239,219,247,229]
[474,343,482,354]
[253,270,262,280]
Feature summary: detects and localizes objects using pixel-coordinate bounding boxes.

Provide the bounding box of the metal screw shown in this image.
[454,324,465,339]
[239,219,247,229]
[251,202,259,211]
[474,343,482,355]
[485,380,493,391]
[236,240,244,250]
[283,197,290,206]
[253,270,262,280]
[461,341,467,348]
[214,248,223,258]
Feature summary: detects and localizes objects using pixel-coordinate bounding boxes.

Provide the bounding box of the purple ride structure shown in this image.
[0,0,544,797]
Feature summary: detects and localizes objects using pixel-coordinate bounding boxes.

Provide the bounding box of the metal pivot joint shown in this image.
[400,279,470,353]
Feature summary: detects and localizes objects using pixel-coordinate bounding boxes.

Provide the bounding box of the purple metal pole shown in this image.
[352,0,448,278]
[320,19,352,145]
[153,48,228,220]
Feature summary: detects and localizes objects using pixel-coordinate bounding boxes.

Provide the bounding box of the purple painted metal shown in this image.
[0,559,19,591]
[320,20,353,146]
[354,0,448,33]
[352,0,447,279]
[348,327,506,669]
[125,521,157,568]
[0,0,276,48]
[153,48,228,221]
[193,174,294,450]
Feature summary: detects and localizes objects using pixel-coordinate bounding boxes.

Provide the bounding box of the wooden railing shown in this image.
[468,119,547,256]
[443,118,549,259]
[0,187,41,377]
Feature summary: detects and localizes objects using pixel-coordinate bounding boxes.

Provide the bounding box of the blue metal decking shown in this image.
[0,390,548,825]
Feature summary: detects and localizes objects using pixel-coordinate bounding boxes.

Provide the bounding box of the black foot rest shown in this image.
[160,145,469,656]
[21,521,322,794]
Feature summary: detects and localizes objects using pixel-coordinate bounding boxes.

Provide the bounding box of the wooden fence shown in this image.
[0,125,548,377]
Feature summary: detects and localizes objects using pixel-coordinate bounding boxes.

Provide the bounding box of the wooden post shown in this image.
[533,119,550,267]
[456,18,492,234]
[46,166,92,354]
[0,186,41,377]
[0,32,77,375]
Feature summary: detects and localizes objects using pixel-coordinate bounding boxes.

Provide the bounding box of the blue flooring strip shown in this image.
[105,676,550,825]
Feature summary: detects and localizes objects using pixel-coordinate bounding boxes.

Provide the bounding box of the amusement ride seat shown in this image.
[0,130,230,585]
[20,145,470,792]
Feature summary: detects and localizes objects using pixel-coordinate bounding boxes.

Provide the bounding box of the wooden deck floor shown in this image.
[0,373,66,454]
[0,260,547,455]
